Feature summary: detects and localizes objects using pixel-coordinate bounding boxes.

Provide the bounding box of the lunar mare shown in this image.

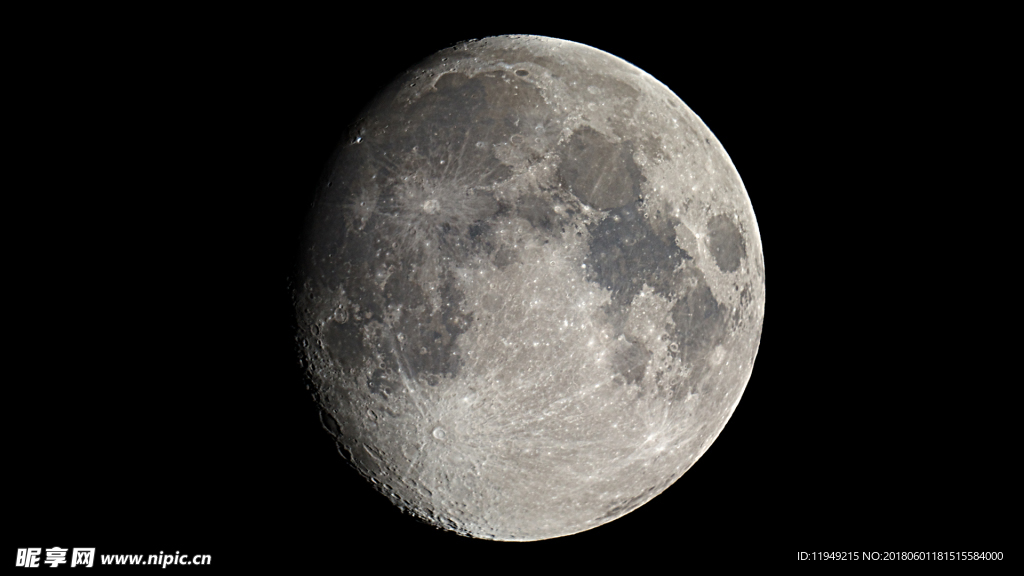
[296,35,764,541]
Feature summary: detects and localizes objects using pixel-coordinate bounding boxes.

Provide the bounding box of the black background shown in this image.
[10,9,1014,570]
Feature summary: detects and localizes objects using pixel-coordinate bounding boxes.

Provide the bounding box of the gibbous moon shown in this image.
[295,35,765,541]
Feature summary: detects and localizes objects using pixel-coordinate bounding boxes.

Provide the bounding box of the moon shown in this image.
[295,35,765,541]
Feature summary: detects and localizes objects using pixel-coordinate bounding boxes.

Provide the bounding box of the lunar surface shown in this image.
[295,35,764,541]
